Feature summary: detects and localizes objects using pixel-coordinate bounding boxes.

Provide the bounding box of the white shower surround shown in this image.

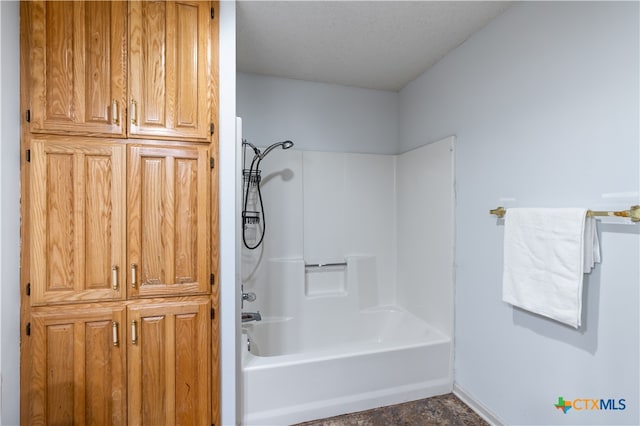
[241,137,455,424]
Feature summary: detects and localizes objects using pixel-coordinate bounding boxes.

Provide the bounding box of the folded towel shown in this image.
[502,208,600,328]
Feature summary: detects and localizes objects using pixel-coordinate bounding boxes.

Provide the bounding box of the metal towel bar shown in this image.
[489,205,640,222]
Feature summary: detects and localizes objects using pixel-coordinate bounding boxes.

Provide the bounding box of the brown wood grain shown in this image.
[28,1,127,137]
[31,137,127,305]
[129,1,213,142]
[128,144,210,299]
[30,305,126,425]
[209,3,221,424]
[127,296,211,425]
[22,1,219,423]
[20,4,33,422]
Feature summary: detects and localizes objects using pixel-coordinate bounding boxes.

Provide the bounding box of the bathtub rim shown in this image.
[241,304,451,362]
[242,332,451,370]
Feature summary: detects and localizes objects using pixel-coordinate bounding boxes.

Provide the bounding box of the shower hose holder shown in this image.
[242,210,261,225]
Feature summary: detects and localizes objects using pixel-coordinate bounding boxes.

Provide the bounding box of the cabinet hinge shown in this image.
[25,109,31,123]
[210,273,215,285]
[210,122,215,135]
[26,323,31,336]
[211,7,215,19]
[26,149,31,163]
[26,283,31,296]
[211,308,215,320]
[210,157,215,169]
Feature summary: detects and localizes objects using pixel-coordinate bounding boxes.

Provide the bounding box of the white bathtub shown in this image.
[241,306,452,425]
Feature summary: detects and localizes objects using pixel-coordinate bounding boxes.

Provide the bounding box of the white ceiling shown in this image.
[236,1,513,91]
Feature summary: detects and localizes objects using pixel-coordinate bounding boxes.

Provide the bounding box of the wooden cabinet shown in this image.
[30,139,212,304]
[25,0,215,142]
[128,297,211,425]
[128,1,215,141]
[30,298,211,426]
[128,145,211,298]
[21,1,219,424]
[25,1,128,137]
[30,304,127,425]
[30,137,127,305]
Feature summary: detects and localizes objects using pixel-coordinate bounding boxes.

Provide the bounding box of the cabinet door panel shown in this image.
[27,1,127,136]
[128,297,211,425]
[30,305,126,425]
[128,145,210,298]
[31,138,126,304]
[129,0,212,141]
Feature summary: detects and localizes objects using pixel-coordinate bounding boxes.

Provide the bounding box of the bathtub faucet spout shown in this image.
[242,312,262,323]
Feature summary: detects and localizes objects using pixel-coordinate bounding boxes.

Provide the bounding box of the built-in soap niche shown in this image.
[304,261,347,297]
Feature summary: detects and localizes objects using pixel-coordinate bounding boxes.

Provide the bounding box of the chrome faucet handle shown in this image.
[242,292,257,302]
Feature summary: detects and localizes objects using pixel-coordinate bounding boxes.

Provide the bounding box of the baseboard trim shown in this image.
[453,383,505,426]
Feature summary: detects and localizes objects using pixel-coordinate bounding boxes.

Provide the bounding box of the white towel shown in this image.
[583,216,601,271]
[502,208,600,328]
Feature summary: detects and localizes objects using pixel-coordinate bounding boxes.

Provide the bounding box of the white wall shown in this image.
[0,1,22,424]
[219,1,240,424]
[400,2,639,424]
[237,72,399,154]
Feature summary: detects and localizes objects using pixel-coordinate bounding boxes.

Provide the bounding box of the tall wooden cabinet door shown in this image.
[26,1,127,136]
[30,305,126,425]
[30,138,127,305]
[128,297,211,425]
[128,1,214,142]
[128,145,210,298]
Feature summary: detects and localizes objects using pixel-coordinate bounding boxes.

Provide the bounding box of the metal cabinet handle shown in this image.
[130,99,137,125]
[131,320,138,345]
[112,321,119,347]
[112,99,119,125]
[111,266,119,290]
[131,263,137,288]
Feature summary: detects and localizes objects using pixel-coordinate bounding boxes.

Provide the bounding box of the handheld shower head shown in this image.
[259,140,294,159]
[242,139,294,250]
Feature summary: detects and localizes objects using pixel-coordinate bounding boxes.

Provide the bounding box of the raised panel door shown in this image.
[128,0,213,141]
[30,304,126,425]
[128,144,210,298]
[26,1,127,136]
[127,297,211,425]
[30,137,127,305]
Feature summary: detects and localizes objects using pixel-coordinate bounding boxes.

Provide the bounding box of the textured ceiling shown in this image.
[237,1,513,91]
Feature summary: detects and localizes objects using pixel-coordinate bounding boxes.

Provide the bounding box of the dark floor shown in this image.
[294,393,489,426]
